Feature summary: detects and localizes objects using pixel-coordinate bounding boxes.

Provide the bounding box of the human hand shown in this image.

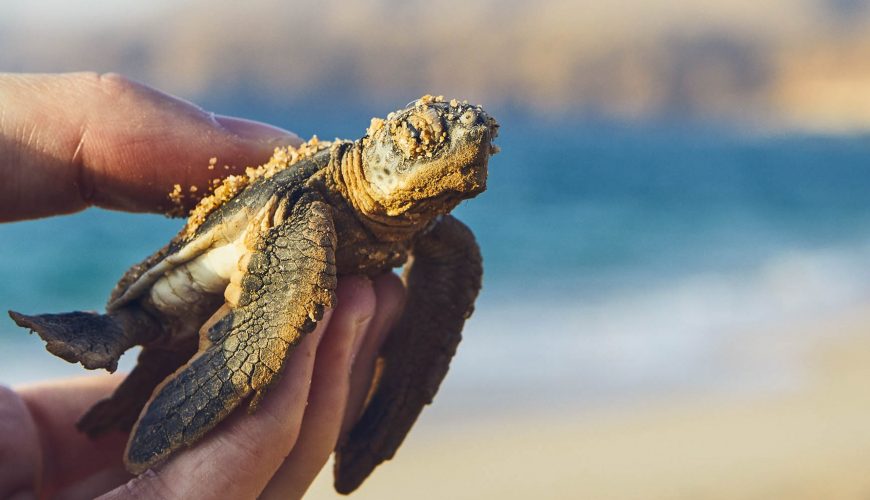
[1,275,402,499]
[0,73,405,499]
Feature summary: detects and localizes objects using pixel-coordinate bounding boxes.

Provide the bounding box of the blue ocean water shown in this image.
[2,108,870,416]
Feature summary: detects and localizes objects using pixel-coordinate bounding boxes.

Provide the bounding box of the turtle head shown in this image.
[359,95,498,219]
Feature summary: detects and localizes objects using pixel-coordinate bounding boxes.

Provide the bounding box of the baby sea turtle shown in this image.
[8,95,498,494]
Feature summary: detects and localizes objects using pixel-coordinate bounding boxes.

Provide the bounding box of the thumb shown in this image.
[0,72,300,221]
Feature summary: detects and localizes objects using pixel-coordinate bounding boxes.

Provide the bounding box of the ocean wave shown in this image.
[436,241,870,415]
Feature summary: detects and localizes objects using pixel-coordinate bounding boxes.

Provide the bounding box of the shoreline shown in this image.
[307,303,870,499]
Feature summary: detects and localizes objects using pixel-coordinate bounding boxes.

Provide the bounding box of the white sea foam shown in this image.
[435,241,870,417]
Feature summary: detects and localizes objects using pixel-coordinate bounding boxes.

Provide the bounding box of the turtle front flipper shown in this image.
[334,215,482,494]
[124,193,337,474]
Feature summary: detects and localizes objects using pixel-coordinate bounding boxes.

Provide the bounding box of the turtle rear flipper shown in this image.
[78,343,197,437]
[334,215,482,494]
[8,308,155,372]
[124,193,337,474]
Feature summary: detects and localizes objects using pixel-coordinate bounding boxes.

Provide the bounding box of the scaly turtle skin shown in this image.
[8,95,498,494]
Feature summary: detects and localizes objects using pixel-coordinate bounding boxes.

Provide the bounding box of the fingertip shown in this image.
[338,272,405,438]
[372,272,407,320]
[264,309,333,406]
[335,276,377,328]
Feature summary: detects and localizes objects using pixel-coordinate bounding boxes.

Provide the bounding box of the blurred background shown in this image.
[2,0,870,498]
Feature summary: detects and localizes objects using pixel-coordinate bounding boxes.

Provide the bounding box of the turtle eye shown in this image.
[460,109,478,126]
[405,122,421,140]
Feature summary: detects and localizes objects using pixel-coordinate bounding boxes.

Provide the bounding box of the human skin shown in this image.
[0,72,405,499]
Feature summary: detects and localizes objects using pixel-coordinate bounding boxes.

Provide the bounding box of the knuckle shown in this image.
[116,469,177,499]
[96,72,141,98]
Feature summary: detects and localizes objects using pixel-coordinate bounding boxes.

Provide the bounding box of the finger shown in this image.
[102,279,376,499]
[99,319,327,500]
[0,385,41,499]
[340,272,406,438]
[14,375,128,496]
[259,276,378,499]
[0,72,300,221]
[55,467,131,500]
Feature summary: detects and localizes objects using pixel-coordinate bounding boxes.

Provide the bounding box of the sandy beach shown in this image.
[307,305,870,499]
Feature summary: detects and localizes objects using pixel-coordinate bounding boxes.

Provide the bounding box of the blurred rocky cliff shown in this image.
[3,0,870,131]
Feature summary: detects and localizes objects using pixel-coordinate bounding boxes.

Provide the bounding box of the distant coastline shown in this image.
[3,0,870,133]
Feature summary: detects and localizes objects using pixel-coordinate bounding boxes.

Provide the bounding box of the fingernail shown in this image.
[214,115,301,146]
